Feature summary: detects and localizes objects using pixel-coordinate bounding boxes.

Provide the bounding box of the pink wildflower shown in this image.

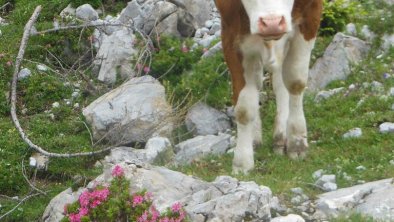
[69,213,81,222]
[91,199,102,208]
[6,61,12,67]
[137,210,148,222]
[79,191,90,208]
[181,44,189,53]
[112,165,124,177]
[143,66,151,74]
[171,202,182,213]
[0,53,5,59]
[159,218,170,222]
[133,195,144,207]
[136,63,143,71]
[79,207,89,216]
[150,206,160,221]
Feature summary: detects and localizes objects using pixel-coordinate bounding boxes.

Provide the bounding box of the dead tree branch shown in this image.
[0,192,42,221]
[10,6,118,158]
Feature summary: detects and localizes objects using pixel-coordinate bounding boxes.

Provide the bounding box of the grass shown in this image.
[0,0,393,221]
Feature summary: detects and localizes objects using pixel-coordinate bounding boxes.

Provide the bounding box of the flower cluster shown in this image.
[62,165,188,222]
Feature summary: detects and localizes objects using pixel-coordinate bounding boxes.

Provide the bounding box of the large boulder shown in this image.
[43,162,273,222]
[94,27,137,84]
[82,76,173,145]
[314,178,394,221]
[308,33,371,91]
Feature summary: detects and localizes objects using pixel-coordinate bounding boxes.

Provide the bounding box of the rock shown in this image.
[382,34,394,52]
[312,169,325,180]
[118,1,142,23]
[174,133,231,165]
[271,196,288,215]
[322,182,338,192]
[83,76,173,145]
[43,163,273,222]
[308,33,370,91]
[52,102,60,109]
[76,4,98,22]
[314,87,344,102]
[356,165,366,171]
[360,25,376,42]
[169,0,214,27]
[343,128,362,139]
[379,122,394,133]
[345,23,357,36]
[104,138,173,166]
[43,188,85,222]
[36,64,48,72]
[291,187,304,195]
[370,81,384,93]
[315,175,336,188]
[60,4,76,19]
[314,179,394,221]
[271,214,305,222]
[94,27,137,83]
[185,102,231,136]
[18,68,32,80]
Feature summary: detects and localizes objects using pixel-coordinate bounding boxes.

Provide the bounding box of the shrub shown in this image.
[320,0,357,36]
[61,165,188,222]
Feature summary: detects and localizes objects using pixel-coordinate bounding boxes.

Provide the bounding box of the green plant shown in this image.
[320,0,357,36]
[61,165,188,222]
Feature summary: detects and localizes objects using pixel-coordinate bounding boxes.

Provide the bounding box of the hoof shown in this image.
[286,136,308,160]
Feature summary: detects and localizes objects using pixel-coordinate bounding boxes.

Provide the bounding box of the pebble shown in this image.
[291,187,304,195]
[322,182,338,192]
[36,64,48,72]
[52,102,60,108]
[312,169,325,180]
[343,128,362,138]
[356,165,366,171]
[18,68,32,80]
[379,122,394,133]
[315,175,336,187]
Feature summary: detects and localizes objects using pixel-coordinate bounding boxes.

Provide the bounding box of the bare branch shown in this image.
[0,2,11,11]
[0,192,42,221]
[10,6,118,158]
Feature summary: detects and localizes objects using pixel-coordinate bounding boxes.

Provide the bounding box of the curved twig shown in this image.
[10,6,118,158]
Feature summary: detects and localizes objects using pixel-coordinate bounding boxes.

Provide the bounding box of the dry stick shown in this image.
[0,193,42,221]
[0,2,11,11]
[10,6,116,158]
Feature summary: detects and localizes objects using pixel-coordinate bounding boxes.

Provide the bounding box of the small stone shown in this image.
[205,20,213,28]
[316,175,336,187]
[343,128,362,139]
[348,84,356,90]
[356,165,366,171]
[379,122,394,133]
[52,102,60,108]
[313,169,325,180]
[73,103,80,109]
[291,195,303,205]
[36,64,48,72]
[322,182,337,192]
[18,68,32,80]
[291,187,304,195]
[345,23,357,36]
[71,91,79,98]
[389,87,394,96]
[314,87,344,102]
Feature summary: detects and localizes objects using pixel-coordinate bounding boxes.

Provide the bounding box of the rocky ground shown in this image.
[1,0,394,221]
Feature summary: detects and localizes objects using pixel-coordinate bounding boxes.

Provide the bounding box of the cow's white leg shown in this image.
[272,66,289,155]
[282,31,315,159]
[233,36,262,174]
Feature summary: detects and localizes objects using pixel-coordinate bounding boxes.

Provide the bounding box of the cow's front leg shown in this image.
[282,31,316,159]
[233,36,262,174]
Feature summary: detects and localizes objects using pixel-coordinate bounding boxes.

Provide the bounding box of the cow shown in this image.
[215,0,323,174]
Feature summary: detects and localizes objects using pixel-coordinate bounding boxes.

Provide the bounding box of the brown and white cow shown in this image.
[215,0,323,174]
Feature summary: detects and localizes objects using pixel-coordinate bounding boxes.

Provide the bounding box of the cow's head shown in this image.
[241,0,294,40]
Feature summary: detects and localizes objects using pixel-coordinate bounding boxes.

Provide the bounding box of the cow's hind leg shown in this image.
[272,65,289,155]
[282,31,316,159]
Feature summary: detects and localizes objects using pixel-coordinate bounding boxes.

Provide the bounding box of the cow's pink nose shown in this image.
[258,15,287,38]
